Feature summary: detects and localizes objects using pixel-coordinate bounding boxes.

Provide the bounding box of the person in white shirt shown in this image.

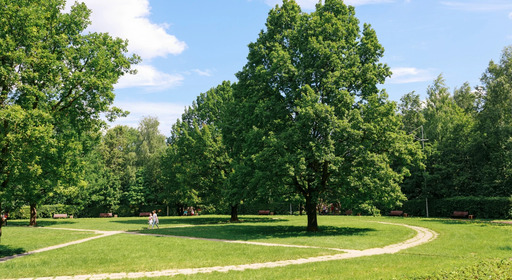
[152,210,159,229]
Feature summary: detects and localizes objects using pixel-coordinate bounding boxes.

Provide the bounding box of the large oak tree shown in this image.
[225,0,420,231]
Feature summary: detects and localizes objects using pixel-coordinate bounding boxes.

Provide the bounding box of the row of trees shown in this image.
[3,0,512,233]
[401,48,512,201]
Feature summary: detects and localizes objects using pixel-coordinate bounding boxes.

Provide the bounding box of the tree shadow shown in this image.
[499,245,512,251]
[0,245,24,258]
[112,216,285,227]
[5,220,77,227]
[137,224,375,241]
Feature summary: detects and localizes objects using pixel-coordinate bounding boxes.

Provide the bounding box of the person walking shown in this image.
[148,213,153,229]
[152,210,159,229]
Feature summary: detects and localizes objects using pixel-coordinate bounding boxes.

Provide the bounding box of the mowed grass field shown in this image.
[0,215,511,279]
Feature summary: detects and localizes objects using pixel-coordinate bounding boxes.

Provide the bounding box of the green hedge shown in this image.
[402,196,512,219]
[9,204,82,219]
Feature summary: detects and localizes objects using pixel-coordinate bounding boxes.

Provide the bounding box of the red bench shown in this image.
[139,212,152,217]
[258,210,271,215]
[451,211,469,218]
[53,214,68,219]
[99,213,113,218]
[389,210,407,217]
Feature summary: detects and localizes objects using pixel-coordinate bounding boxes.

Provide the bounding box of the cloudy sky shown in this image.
[66,0,512,135]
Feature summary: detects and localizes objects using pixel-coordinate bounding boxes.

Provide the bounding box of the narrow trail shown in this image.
[0,222,438,280]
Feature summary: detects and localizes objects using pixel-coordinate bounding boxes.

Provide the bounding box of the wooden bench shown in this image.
[389,210,405,217]
[258,210,271,215]
[53,213,68,219]
[451,211,469,218]
[99,213,113,218]
[139,212,152,217]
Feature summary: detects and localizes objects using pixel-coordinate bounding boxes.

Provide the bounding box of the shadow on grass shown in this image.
[418,218,512,227]
[138,224,375,241]
[112,216,285,227]
[0,245,24,258]
[5,220,77,227]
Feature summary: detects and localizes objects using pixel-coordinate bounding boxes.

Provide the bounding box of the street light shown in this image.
[411,125,429,217]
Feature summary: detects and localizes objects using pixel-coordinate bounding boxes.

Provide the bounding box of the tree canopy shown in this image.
[0,0,139,227]
[224,0,420,231]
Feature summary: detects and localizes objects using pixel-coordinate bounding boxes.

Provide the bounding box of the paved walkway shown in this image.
[1,222,438,280]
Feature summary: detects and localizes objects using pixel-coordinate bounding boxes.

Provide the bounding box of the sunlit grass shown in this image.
[1,215,511,279]
[0,226,96,258]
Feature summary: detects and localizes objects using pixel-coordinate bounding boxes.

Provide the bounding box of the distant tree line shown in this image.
[2,0,512,233]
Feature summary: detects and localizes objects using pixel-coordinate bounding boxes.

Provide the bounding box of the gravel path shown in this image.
[0,222,438,280]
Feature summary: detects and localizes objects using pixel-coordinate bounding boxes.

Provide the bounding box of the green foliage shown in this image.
[226,0,419,230]
[402,196,512,218]
[0,0,138,225]
[9,204,82,219]
[162,82,233,216]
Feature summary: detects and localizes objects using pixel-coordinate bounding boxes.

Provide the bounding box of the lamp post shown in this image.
[412,125,428,217]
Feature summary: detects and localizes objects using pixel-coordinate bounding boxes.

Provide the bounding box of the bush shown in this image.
[9,204,82,219]
[402,196,512,219]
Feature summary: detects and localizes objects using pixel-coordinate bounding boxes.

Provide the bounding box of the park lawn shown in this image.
[158,217,512,280]
[147,215,416,250]
[0,226,96,258]
[0,215,412,279]
[1,215,511,279]
[0,230,332,278]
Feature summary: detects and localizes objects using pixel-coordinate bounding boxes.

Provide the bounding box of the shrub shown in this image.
[9,204,82,219]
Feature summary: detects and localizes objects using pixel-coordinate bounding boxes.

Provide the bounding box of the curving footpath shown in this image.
[1,222,438,280]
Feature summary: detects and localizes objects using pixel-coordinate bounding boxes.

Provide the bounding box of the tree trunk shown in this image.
[305,195,318,232]
[176,205,184,216]
[30,203,37,226]
[230,204,239,222]
[0,205,3,242]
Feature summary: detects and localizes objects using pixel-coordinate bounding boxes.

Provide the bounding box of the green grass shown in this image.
[0,215,511,279]
[0,226,96,258]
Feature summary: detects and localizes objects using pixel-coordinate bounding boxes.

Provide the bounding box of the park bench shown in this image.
[99,213,113,218]
[451,211,470,219]
[389,210,407,217]
[344,210,353,215]
[53,213,68,219]
[139,212,152,217]
[258,210,271,215]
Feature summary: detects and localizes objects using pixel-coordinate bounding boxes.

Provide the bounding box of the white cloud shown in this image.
[68,0,187,60]
[191,69,214,77]
[116,64,184,91]
[110,101,187,136]
[388,67,436,84]
[65,0,188,92]
[441,1,512,12]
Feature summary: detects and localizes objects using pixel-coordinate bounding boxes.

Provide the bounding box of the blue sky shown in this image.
[68,0,512,135]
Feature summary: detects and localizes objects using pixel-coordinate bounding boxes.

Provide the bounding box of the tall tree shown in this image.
[422,75,475,197]
[163,82,233,216]
[0,0,138,227]
[135,116,166,207]
[474,46,512,196]
[226,0,419,231]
